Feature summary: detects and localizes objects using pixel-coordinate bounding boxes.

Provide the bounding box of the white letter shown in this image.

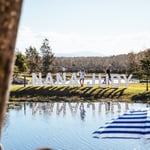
[32,73,43,86]
[87,73,95,87]
[69,73,79,86]
[56,73,66,85]
[111,74,121,88]
[98,74,108,88]
[122,74,132,88]
[44,73,54,86]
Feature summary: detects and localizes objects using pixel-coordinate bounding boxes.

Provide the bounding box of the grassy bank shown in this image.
[9,83,150,102]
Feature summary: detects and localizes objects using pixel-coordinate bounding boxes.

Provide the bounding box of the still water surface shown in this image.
[1,101,150,150]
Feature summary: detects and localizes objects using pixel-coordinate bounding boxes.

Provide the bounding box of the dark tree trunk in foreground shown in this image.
[0,0,23,137]
[0,2,53,150]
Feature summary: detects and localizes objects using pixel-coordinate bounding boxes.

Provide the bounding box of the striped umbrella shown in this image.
[93,110,150,139]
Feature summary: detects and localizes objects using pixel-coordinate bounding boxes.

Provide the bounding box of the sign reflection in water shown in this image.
[31,101,129,117]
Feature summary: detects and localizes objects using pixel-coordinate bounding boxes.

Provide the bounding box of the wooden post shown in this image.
[24,74,26,87]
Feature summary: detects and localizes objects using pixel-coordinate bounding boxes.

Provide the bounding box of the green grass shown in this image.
[9,83,150,102]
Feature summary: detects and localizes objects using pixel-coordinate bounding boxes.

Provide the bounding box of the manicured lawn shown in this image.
[9,83,150,102]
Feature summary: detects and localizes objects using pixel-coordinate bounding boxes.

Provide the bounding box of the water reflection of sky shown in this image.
[1,101,150,150]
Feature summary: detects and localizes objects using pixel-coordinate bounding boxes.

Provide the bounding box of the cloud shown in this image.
[16,26,41,52]
[15,26,150,56]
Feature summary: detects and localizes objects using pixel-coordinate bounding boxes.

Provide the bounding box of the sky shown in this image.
[15,0,150,56]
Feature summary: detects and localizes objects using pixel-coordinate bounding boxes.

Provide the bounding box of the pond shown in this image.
[1,101,150,150]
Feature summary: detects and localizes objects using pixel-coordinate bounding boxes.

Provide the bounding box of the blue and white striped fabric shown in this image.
[93,110,150,139]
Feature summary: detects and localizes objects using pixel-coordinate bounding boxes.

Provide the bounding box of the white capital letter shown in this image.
[122,74,132,88]
[111,74,121,88]
[32,73,43,86]
[99,74,108,88]
[69,73,79,86]
[56,73,66,85]
[44,73,54,86]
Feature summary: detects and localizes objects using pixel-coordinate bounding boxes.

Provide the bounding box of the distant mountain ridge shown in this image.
[55,51,105,57]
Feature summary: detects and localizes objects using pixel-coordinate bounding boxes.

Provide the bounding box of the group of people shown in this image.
[61,65,112,87]
[79,65,111,86]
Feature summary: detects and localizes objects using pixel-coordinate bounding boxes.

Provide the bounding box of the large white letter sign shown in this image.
[98,74,108,88]
[32,73,43,86]
[31,72,132,88]
[56,73,66,85]
[69,73,79,86]
[87,73,96,87]
[111,74,121,88]
[44,73,54,86]
[122,74,132,88]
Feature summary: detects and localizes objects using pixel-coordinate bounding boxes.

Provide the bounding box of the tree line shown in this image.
[15,38,150,83]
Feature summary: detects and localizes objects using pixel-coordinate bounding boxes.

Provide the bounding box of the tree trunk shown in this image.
[0,0,23,137]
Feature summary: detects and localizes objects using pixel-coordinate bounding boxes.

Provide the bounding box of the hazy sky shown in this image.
[16,0,150,56]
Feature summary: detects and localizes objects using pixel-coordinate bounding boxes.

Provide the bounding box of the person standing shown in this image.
[104,64,111,84]
[79,68,86,87]
[61,66,66,75]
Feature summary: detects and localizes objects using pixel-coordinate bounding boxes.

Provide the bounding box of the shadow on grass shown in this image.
[110,88,127,98]
[131,91,150,102]
[10,86,129,101]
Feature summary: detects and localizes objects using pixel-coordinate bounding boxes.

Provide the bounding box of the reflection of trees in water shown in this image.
[30,102,129,116]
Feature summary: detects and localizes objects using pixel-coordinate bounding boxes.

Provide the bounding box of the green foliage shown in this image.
[140,59,150,76]
[40,38,55,74]
[25,46,41,73]
[15,51,27,72]
[14,65,19,73]
[132,91,150,101]
[140,49,150,91]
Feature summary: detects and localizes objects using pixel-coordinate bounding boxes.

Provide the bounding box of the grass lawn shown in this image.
[9,83,150,102]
